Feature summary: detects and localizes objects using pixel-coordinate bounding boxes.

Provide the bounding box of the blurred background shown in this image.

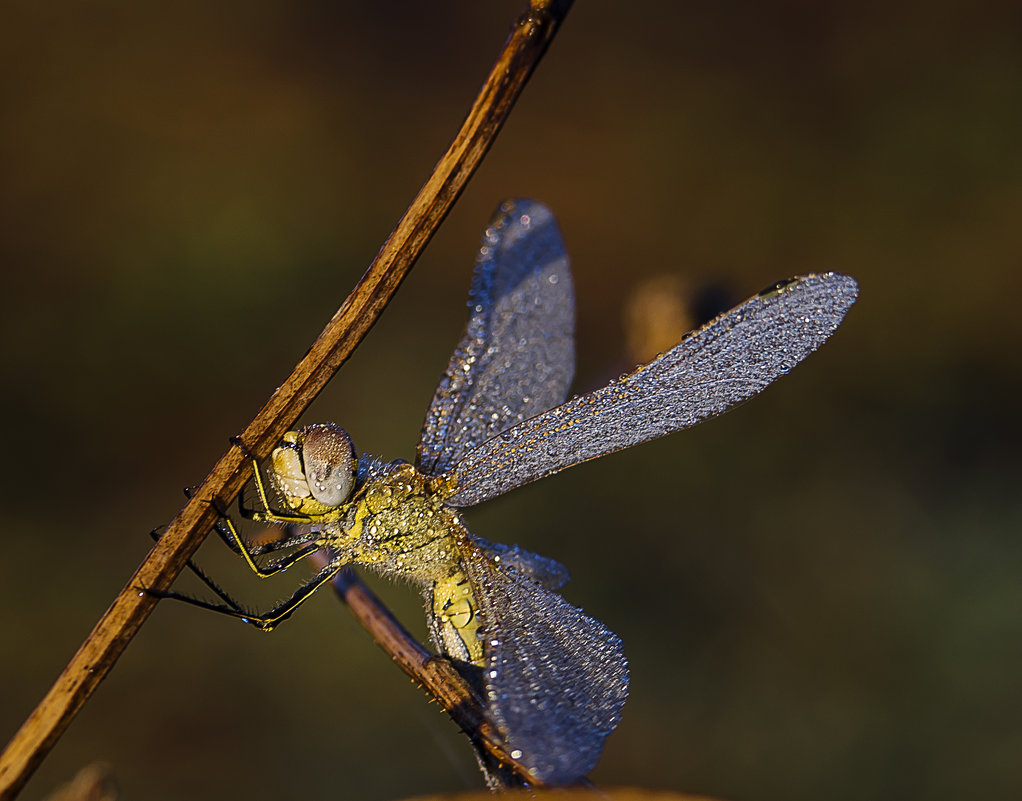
[2,1,1020,799]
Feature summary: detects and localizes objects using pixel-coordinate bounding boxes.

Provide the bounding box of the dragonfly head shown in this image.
[269,423,357,515]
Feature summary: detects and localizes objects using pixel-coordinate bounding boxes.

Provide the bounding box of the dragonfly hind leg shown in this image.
[163,561,345,631]
[149,526,347,632]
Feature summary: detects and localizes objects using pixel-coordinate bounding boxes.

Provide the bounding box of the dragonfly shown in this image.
[165,199,858,786]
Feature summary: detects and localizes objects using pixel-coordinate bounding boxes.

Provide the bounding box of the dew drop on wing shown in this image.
[462,555,629,785]
[415,199,575,478]
[444,272,858,508]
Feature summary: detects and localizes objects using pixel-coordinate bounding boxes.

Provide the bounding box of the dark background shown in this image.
[2,2,1020,800]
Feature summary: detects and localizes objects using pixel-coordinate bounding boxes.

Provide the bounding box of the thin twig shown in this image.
[331,571,542,787]
[0,2,573,797]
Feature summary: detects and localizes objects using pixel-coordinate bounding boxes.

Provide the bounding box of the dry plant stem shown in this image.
[333,571,543,787]
[0,2,573,798]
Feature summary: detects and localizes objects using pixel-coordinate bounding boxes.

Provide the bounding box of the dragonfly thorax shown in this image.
[342,460,465,583]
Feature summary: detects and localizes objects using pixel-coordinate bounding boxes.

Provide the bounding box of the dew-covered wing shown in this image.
[445,272,859,506]
[461,546,628,785]
[473,537,570,591]
[416,199,575,477]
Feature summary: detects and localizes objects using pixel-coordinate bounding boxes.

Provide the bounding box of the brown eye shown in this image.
[299,423,357,507]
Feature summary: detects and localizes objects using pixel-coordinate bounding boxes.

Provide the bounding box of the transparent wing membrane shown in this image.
[460,546,628,784]
[445,273,859,507]
[473,537,570,591]
[417,199,575,476]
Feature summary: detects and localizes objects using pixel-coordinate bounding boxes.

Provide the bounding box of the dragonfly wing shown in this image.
[445,272,859,506]
[473,537,570,591]
[416,199,575,476]
[460,545,628,785]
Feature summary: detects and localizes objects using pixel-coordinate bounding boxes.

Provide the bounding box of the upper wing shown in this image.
[459,542,628,785]
[416,199,575,476]
[444,272,859,507]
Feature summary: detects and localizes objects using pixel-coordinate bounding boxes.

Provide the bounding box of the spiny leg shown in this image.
[236,448,312,527]
[158,445,341,628]
[212,513,322,579]
[206,509,314,559]
[185,481,322,579]
[212,518,323,558]
[149,524,347,631]
[154,558,349,631]
[161,487,325,613]
[228,436,297,523]
[147,527,247,614]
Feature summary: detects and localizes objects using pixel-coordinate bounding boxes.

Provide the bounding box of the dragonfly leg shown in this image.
[211,513,321,579]
[239,456,312,526]
[186,482,323,579]
[147,527,242,610]
[159,447,344,629]
[211,516,319,557]
[149,549,347,632]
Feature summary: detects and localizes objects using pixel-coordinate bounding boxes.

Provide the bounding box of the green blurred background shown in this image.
[2,1,1021,799]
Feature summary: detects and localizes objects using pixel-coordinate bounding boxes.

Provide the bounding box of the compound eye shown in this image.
[299,423,357,507]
